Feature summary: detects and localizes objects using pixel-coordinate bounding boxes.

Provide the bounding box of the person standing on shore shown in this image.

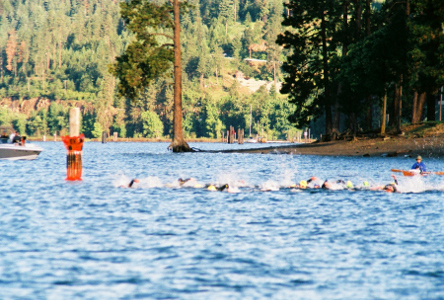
[411,156,426,173]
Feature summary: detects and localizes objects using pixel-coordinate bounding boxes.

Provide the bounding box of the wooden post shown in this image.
[102,131,107,143]
[113,132,118,142]
[69,108,80,137]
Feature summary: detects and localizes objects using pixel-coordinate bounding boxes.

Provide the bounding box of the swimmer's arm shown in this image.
[391,174,398,185]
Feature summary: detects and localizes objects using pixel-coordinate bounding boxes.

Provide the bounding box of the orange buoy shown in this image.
[62,134,84,181]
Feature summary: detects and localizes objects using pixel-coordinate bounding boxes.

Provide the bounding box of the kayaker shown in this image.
[411,156,426,173]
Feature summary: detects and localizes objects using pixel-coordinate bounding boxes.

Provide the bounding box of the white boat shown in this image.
[0,142,43,160]
[0,126,43,160]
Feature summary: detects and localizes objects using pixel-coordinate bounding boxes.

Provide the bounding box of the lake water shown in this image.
[1,142,444,299]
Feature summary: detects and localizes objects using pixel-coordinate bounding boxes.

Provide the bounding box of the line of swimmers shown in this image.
[123,174,400,193]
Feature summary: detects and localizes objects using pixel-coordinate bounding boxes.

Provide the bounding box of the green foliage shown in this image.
[279,0,444,135]
[91,122,104,138]
[141,110,164,138]
[48,103,68,135]
[1,0,296,139]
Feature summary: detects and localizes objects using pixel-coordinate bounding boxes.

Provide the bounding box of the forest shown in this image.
[278,0,444,139]
[0,0,295,140]
[0,0,443,140]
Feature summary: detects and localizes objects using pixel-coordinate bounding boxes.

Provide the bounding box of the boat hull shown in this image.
[0,144,43,160]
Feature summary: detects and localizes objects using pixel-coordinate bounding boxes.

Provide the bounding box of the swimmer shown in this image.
[128,179,140,187]
[205,183,229,191]
[118,178,140,188]
[218,184,229,191]
[371,174,399,193]
[357,181,370,190]
[322,180,332,189]
[307,177,323,189]
[206,184,217,191]
[178,178,196,186]
[299,180,308,189]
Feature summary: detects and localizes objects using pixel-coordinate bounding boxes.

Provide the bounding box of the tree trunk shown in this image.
[366,0,371,35]
[321,10,332,135]
[412,91,418,123]
[397,76,402,132]
[365,0,372,132]
[381,89,387,134]
[215,66,218,85]
[59,40,63,69]
[332,1,349,139]
[366,96,372,131]
[273,61,278,94]
[427,92,435,121]
[333,84,341,139]
[390,83,399,127]
[0,56,3,81]
[200,74,204,89]
[355,0,362,39]
[170,0,192,152]
[234,1,236,23]
[416,92,426,123]
[350,112,357,136]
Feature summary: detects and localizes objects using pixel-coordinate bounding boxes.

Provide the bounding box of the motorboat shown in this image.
[0,141,43,160]
[0,126,43,160]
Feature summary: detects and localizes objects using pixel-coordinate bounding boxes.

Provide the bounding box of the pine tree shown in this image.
[277,0,340,136]
[110,0,193,152]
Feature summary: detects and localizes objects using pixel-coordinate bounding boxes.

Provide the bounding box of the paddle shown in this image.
[391,169,402,172]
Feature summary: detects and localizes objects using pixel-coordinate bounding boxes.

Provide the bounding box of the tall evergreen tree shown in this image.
[110,0,193,152]
[277,0,340,136]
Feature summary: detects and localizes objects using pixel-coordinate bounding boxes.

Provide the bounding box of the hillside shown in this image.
[0,0,295,140]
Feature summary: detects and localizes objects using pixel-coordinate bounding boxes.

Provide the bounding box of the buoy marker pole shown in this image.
[62,108,84,181]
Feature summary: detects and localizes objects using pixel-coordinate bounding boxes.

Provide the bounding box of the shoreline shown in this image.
[27,136,444,158]
[220,136,444,158]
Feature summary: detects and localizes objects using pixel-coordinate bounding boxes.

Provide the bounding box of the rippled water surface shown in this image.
[1,142,444,299]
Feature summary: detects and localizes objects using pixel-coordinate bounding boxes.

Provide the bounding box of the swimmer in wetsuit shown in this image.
[128,179,140,187]
[206,183,229,191]
[370,174,398,193]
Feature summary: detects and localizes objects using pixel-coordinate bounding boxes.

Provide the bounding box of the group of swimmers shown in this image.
[122,175,400,193]
[121,157,427,193]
